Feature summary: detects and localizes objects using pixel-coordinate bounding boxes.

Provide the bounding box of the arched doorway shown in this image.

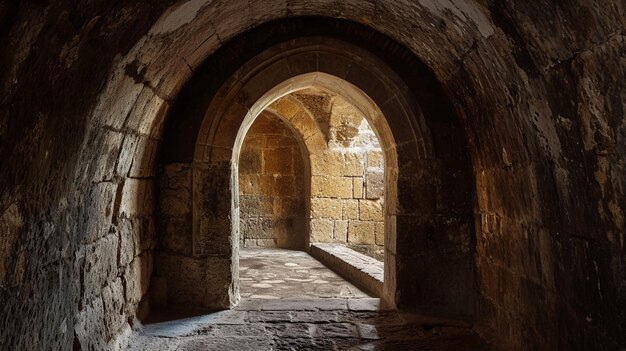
[156,26,474,318]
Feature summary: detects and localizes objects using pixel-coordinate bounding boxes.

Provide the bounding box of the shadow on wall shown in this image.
[238,111,307,249]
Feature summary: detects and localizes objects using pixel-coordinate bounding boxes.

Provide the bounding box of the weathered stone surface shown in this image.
[311,176,353,198]
[1,2,625,351]
[359,200,383,221]
[310,219,334,242]
[311,197,342,219]
[349,221,377,245]
[238,112,306,249]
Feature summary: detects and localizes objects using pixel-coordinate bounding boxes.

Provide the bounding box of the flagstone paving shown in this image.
[239,248,370,299]
[127,249,492,350]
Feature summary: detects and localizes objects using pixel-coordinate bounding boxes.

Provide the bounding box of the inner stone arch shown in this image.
[156,33,475,320]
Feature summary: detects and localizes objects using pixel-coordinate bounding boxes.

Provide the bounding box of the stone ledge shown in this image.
[309,243,384,298]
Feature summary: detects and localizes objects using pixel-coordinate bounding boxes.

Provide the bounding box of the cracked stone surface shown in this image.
[127,249,491,350]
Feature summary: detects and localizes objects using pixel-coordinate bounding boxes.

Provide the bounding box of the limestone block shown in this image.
[365,171,384,199]
[84,182,117,243]
[311,152,364,177]
[334,220,348,241]
[242,218,275,239]
[270,97,300,119]
[239,195,273,217]
[117,220,135,267]
[129,136,158,178]
[342,200,359,220]
[102,277,126,339]
[124,253,151,306]
[75,296,107,351]
[311,152,343,176]
[348,221,376,245]
[367,151,384,168]
[342,153,365,176]
[116,134,139,177]
[119,178,153,218]
[310,219,334,242]
[359,200,383,221]
[82,234,120,305]
[375,221,385,246]
[311,198,342,219]
[353,177,364,198]
[311,176,352,198]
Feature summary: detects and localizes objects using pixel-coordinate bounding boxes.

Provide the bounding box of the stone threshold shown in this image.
[309,243,384,298]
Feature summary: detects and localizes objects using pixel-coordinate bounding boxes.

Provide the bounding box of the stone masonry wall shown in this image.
[298,89,385,253]
[239,112,306,249]
[1,2,624,350]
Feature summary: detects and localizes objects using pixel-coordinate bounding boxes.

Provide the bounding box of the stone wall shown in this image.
[1,2,624,351]
[238,112,306,249]
[299,90,385,252]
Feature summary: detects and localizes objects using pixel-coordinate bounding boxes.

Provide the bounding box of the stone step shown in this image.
[309,243,384,297]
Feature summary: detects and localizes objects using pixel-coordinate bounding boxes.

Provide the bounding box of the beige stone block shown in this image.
[311,176,352,198]
[375,221,385,246]
[342,153,365,176]
[334,220,348,242]
[359,200,383,221]
[342,200,359,220]
[311,152,343,176]
[273,97,300,118]
[239,195,273,217]
[310,219,334,242]
[311,197,342,219]
[348,221,376,245]
[367,151,384,168]
[353,177,364,198]
[365,171,384,199]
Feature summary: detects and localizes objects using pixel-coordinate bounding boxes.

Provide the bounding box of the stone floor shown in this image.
[127,249,492,350]
[239,248,370,299]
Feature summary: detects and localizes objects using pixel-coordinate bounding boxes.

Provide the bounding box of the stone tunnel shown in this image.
[0,1,624,350]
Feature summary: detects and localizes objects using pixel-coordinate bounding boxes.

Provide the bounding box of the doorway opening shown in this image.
[235,82,393,300]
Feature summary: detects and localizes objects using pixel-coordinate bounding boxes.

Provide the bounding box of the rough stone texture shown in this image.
[0,1,624,350]
[238,248,369,299]
[128,248,486,350]
[238,112,306,249]
[295,89,386,252]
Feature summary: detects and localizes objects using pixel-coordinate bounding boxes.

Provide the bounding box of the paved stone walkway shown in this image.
[127,249,492,350]
[239,248,370,299]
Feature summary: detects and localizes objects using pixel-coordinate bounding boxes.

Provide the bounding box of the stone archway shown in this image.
[156,35,475,317]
